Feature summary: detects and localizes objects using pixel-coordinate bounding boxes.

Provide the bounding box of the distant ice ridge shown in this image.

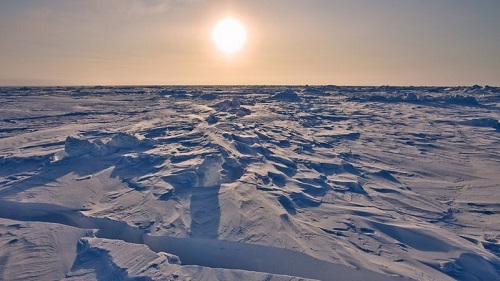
[64,132,155,158]
[347,89,482,106]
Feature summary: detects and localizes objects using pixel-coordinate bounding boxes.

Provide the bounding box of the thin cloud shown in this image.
[88,0,171,16]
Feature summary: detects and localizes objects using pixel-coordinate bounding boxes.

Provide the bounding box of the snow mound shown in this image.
[272,88,301,101]
[461,118,500,131]
[66,237,174,281]
[118,152,166,165]
[442,94,479,106]
[302,85,329,96]
[213,97,241,111]
[0,218,89,281]
[199,92,218,100]
[438,253,500,281]
[107,132,141,149]
[64,133,154,158]
[64,136,99,157]
[212,97,252,117]
[196,155,223,187]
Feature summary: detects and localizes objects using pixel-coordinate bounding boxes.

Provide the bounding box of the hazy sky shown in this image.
[1,0,499,86]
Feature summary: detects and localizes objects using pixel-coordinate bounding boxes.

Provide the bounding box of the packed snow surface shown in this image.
[0,85,499,280]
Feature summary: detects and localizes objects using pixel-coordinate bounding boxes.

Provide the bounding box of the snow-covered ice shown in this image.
[0,85,499,280]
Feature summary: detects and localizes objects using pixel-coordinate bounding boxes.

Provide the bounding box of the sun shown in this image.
[213,18,246,54]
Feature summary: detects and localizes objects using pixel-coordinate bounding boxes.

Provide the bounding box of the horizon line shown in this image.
[0,83,497,88]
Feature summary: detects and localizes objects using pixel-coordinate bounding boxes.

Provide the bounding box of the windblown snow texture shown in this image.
[0,85,499,280]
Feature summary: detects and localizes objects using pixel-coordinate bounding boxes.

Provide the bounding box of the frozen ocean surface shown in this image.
[0,85,499,280]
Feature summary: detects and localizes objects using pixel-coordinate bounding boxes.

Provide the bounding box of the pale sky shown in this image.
[1,0,499,86]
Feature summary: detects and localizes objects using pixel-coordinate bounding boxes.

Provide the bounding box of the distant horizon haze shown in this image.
[0,82,497,88]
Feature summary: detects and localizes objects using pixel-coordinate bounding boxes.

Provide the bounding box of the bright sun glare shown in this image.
[213,18,246,54]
